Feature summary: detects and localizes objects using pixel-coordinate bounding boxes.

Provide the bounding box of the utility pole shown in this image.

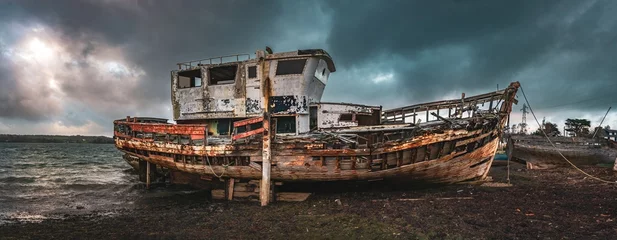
[520,103,529,134]
[592,107,612,139]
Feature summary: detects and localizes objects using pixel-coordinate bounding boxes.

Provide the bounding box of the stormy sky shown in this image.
[1,0,616,136]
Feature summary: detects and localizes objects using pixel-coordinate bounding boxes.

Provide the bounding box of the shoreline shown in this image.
[1,164,616,239]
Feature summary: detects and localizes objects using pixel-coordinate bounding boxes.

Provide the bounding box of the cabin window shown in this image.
[154,133,166,143]
[209,65,237,85]
[309,106,318,131]
[275,59,307,75]
[314,59,329,83]
[168,134,180,144]
[274,116,296,134]
[216,119,232,136]
[180,135,191,145]
[248,66,257,79]
[178,69,202,88]
[339,114,354,122]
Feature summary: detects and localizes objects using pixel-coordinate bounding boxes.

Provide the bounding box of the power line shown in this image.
[519,86,616,184]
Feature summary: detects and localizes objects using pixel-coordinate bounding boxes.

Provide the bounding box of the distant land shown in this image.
[0,134,114,144]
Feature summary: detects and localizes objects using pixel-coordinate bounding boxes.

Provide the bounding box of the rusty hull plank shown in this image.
[120,138,499,183]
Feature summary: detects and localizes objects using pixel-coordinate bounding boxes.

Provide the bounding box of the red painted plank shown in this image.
[232,128,265,140]
[233,117,264,128]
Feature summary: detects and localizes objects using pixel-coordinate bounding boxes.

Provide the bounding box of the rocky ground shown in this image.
[1,163,616,240]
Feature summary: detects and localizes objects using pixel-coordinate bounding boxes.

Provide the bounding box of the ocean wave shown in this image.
[0,176,36,184]
[63,183,133,192]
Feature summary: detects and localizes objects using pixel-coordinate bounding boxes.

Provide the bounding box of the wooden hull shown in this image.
[507,136,617,169]
[118,133,499,184]
[122,154,140,171]
[114,82,520,185]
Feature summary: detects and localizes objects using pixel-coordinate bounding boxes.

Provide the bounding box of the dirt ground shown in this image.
[1,163,616,240]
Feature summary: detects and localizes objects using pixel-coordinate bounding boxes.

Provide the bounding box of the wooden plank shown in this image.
[455,132,493,147]
[232,128,265,140]
[233,117,264,128]
[227,178,235,200]
[276,192,311,202]
[212,189,225,199]
[249,162,262,171]
[146,161,151,189]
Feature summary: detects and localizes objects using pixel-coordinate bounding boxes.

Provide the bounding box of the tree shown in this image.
[564,118,591,137]
[518,122,528,135]
[605,125,611,130]
[511,124,518,134]
[533,121,560,136]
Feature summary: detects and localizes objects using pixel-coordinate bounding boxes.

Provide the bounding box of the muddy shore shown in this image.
[1,163,616,239]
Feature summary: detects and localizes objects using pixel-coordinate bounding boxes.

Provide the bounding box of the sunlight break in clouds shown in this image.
[372,72,394,83]
[0,22,146,134]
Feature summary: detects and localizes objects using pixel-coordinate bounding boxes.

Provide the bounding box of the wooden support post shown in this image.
[489,97,494,111]
[146,161,150,189]
[261,113,272,206]
[425,107,429,123]
[227,178,235,201]
[413,109,416,123]
[260,55,272,207]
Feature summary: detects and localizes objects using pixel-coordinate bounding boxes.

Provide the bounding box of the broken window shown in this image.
[248,66,257,79]
[314,59,329,83]
[274,116,296,134]
[178,69,202,88]
[339,114,354,121]
[154,133,166,143]
[276,59,306,75]
[209,65,237,85]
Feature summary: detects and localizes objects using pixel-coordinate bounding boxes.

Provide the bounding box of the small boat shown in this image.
[506,135,617,169]
[113,48,520,203]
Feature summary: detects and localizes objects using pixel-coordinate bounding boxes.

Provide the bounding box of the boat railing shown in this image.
[113,118,208,145]
[177,53,252,70]
[381,82,519,124]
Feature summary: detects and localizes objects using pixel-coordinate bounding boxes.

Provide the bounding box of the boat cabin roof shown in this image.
[176,49,336,73]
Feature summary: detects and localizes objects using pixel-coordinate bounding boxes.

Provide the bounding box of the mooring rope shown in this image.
[519,86,616,184]
[204,154,227,179]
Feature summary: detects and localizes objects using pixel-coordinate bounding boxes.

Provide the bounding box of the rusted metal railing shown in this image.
[177,53,252,70]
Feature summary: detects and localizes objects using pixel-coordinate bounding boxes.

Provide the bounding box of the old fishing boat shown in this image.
[506,135,617,169]
[113,48,520,204]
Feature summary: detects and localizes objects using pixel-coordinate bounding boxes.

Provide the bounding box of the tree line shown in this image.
[0,134,114,144]
[509,118,610,138]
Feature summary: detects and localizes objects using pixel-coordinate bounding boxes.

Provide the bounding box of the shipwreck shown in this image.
[507,135,617,170]
[113,48,520,205]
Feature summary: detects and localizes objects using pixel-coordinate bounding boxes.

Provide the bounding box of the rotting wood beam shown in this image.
[227,178,235,200]
[146,161,151,189]
[260,57,272,207]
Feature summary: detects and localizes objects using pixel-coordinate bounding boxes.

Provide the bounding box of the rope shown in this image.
[204,154,227,179]
[519,86,616,184]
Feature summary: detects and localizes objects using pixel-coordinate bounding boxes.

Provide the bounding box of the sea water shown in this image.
[0,143,142,224]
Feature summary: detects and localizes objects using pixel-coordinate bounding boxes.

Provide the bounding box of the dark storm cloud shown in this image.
[0,0,291,130]
[1,0,617,134]
[322,0,617,113]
